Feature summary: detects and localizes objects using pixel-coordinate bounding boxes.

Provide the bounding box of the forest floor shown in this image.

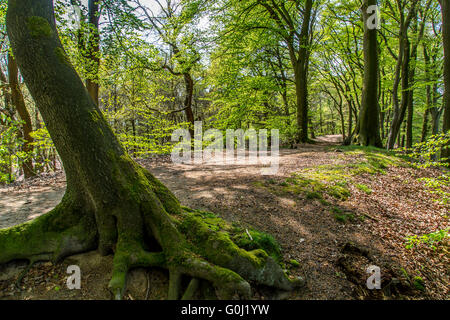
[0,135,448,300]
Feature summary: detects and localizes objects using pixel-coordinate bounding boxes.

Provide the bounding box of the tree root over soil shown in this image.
[0,162,304,300]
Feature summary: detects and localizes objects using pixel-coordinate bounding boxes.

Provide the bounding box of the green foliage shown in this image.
[407,133,450,169]
[406,134,450,206]
[30,126,59,173]
[405,228,449,251]
[412,276,425,291]
[356,184,372,194]
[418,176,450,206]
[0,117,26,183]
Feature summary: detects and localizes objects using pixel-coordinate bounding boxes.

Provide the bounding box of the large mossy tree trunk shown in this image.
[358,0,382,148]
[0,0,302,300]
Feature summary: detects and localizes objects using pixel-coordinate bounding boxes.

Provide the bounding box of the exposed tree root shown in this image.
[168,270,182,300]
[181,278,200,300]
[0,166,304,300]
[0,191,97,266]
[15,253,52,289]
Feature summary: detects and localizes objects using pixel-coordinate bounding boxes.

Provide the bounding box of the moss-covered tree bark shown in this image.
[358,0,382,148]
[0,0,303,300]
[85,0,100,105]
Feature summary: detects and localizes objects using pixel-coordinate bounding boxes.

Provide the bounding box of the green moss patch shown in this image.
[179,209,283,264]
[289,259,300,268]
[356,184,372,194]
[334,213,355,223]
[232,228,282,263]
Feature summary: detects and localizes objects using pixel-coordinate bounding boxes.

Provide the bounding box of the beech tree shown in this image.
[386,0,418,150]
[218,0,317,143]
[0,0,303,300]
[358,0,382,147]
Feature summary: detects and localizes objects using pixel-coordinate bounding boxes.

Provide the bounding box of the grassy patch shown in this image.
[334,212,355,223]
[405,228,449,251]
[356,184,372,194]
[255,146,406,204]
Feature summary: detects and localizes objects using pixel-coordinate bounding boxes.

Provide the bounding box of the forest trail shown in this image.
[0,135,342,230]
[0,135,448,300]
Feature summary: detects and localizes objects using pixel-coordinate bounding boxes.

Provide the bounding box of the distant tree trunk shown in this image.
[406,49,417,149]
[406,11,427,148]
[0,67,13,118]
[183,73,195,138]
[359,0,382,147]
[86,0,100,104]
[348,101,353,139]
[336,103,345,141]
[387,4,417,149]
[421,45,432,142]
[8,53,35,178]
[2,0,302,301]
[421,108,429,142]
[441,0,450,162]
[388,38,411,149]
[309,117,316,139]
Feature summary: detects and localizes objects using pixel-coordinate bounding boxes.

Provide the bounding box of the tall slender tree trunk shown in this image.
[421,108,429,142]
[421,45,432,142]
[294,65,309,143]
[359,0,382,147]
[294,0,313,143]
[441,0,450,162]
[406,48,417,149]
[183,73,195,139]
[387,3,417,149]
[8,53,35,178]
[388,38,411,149]
[406,11,427,149]
[0,67,13,118]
